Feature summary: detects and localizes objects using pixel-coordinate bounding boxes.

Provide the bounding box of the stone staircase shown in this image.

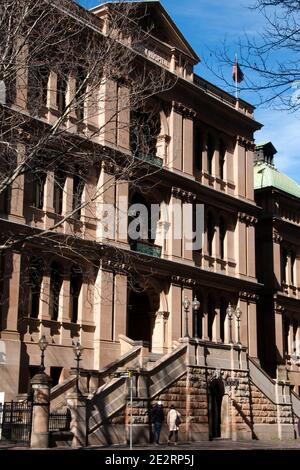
[48,337,300,446]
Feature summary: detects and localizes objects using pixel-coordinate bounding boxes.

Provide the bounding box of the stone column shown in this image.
[247,223,256,278]
[235,214,247,277]
[58,269,71,344]
[167,189,182,260]
[274,302,285,363]
[247,299,258,358]
[246,146,255,201]
[272,231,282,286]
[93,266,114,369]
[117,84,130,150]
[169,103,183,171]
[234,137,246,198]
[202,296,209,341]
[15,37,28,110]
[43,171,54,229]
[114,274,127,341]
[96,162,116,242]
[212,300,221,343]
[288,319,294,356]
[115,179,129,245]
[30,373,52,448]
[67,393,87,448]
[152,311,169,354]
[183,113,194,177]
[10,143,25,221]
[1,252,21,332]
[47,71,58,124]
[98,79,118,146]
[182,288,193,339]
[39,272,52,321]
[0,252,22,400]
[167,282,182,344]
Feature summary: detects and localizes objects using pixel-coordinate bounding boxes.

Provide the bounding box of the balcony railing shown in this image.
[135,152,163,168]
[131,240,162,258]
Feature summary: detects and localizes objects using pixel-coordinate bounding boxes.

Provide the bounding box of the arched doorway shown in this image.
[209,378,224,439]
[127,289,152,344]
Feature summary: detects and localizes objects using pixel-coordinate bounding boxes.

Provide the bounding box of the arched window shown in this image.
[28,258,43,318]
[194,125,203,172]
[53,166,66,215]
[207,211,214,257]
[219,139,226,180]
[49,262,62,321]
[219,216,226,260]
[207,134,214,176]
[70,265,82,323]
[208,295,215,341]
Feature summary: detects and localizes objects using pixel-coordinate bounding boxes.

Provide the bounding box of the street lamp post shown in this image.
[38,335,49,373]
[226,303,234,345]
[182,296,191,338]
[192,296,200,339]
[235,307,242,346]
[73,340,84,393]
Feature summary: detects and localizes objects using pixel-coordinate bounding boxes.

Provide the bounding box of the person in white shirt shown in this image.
[167,404,181,445]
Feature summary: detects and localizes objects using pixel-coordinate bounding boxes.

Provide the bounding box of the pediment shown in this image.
[91,1,200,65]
[137,1,200,64]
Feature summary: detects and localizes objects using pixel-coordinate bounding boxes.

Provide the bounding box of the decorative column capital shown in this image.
[238,212,258,226]
[171,275,197,287]
[171,186,196,202]
[239,290,259,302]
[272,230,283,244]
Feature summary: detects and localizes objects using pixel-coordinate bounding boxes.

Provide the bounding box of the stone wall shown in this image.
[87,364,298,445]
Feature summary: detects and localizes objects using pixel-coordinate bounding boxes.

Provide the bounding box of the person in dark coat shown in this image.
[151,400,164,445]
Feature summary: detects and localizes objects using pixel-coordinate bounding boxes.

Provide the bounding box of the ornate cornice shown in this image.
[238,212,258,226]
[171,186,197,202]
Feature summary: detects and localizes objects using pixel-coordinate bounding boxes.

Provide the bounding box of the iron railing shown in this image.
[49,411,71,432]
[1,401,32,444]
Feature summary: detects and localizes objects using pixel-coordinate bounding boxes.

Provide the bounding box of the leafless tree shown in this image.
[206,0,300,111]
[0,0,175,319]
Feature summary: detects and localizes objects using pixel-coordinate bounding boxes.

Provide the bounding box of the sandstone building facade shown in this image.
[0,0,299,444]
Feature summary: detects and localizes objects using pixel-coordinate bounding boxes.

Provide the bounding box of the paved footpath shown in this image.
[1,439,300,451]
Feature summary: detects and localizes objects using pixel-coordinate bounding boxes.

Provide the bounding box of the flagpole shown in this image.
[235,52,238,101]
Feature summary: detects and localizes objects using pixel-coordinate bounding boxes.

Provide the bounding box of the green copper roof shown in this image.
[254,162,300,199]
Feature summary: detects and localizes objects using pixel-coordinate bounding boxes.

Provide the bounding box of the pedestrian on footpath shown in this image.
[167,404,181,446]
[150,400,164,445]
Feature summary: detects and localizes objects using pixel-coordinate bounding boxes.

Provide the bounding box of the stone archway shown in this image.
[208,378,225,439]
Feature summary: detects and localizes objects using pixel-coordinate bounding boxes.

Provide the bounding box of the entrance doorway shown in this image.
[127,289,152,344]
[209,379,224,439]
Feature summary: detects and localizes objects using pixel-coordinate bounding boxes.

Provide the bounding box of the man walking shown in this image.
[151,400,164,445]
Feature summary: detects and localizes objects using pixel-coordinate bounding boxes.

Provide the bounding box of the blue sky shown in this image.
[79,0,300,183]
